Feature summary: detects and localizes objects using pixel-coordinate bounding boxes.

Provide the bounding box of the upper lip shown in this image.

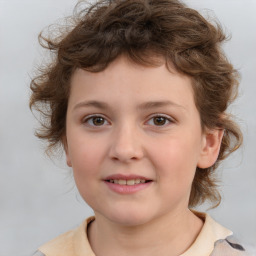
[104,174,152,181]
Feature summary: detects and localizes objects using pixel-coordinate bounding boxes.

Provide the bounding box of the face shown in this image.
[65,56,219,226]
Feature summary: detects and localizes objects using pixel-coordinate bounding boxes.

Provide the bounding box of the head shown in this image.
[30,0,242,209]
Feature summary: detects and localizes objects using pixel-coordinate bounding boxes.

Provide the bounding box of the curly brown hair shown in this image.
[30,0,242,208]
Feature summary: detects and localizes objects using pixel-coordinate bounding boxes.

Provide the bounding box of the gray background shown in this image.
[0,0,255,255]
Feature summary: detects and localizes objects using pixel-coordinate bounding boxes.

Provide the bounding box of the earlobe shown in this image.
[62,136,72,167]
[197,129,224,169]
[66,153,72,167]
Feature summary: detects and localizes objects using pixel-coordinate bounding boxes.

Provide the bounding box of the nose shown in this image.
[108,123,144,163]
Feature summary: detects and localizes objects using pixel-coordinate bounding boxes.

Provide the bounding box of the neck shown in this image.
[88,209,203,256]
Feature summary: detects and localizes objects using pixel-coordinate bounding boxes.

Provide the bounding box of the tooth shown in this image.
[127,180,135,185]
[135,179,140,184]
[119,180,126,185]
[111,179,148,185]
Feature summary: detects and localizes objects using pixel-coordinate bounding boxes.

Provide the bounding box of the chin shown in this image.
[105,209,155,227]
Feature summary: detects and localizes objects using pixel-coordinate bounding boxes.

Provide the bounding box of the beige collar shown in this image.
[180,211,232,256]
[39,212,232,256]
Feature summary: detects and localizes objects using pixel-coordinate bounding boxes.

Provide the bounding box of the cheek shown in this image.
[73,147,101,173]
[69,141,104,204]
[67,134,106,181]
[150,136,200,183]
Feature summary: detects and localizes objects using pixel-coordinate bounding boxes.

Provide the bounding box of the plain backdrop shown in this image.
[0,0,255,255]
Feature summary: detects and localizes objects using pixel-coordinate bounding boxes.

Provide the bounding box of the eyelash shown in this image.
[82,114,174,127]
[82,115,110,127]
[147,114,174,126]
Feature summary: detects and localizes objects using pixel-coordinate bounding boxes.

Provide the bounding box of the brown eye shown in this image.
[92,117,105,126]
[147,115,173,127]
[84,115,109,127]
[153,116,167,126]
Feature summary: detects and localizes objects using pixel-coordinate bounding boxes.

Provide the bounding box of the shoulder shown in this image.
[31,251,46,256]
[211,235,251,256]
[36,228,75,256]
[183,211,252,256]
[32,216,95,256]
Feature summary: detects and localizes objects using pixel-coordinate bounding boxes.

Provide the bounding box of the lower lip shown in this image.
[104,181,153,194]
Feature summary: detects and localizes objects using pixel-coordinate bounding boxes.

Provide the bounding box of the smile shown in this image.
[104,177,153,194]
[106,179,149,185]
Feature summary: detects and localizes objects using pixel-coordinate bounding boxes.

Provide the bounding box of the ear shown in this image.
[62,136,72,167]
[197,128,224,169]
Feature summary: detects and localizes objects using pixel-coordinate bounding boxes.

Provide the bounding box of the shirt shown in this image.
[32,212,249,256]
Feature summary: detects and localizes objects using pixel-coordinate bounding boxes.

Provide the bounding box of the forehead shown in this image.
[69,56,195,112]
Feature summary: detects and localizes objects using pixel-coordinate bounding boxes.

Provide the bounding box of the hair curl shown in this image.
[30,0,242,208]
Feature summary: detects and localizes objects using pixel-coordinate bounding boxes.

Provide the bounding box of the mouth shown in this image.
[105,179,152,186]
[103,174,153,194]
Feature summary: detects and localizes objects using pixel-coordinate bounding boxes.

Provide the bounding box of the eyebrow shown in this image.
[73,100,186,111]
[137,100,186,110]
[73,100,109,111]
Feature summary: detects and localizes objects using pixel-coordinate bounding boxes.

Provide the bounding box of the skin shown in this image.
[64,56,223,256]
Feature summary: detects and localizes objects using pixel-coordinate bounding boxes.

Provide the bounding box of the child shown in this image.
[30,0,248,255]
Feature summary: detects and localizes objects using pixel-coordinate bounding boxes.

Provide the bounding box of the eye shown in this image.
[83,115,109,127]
[147,115,173,126]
